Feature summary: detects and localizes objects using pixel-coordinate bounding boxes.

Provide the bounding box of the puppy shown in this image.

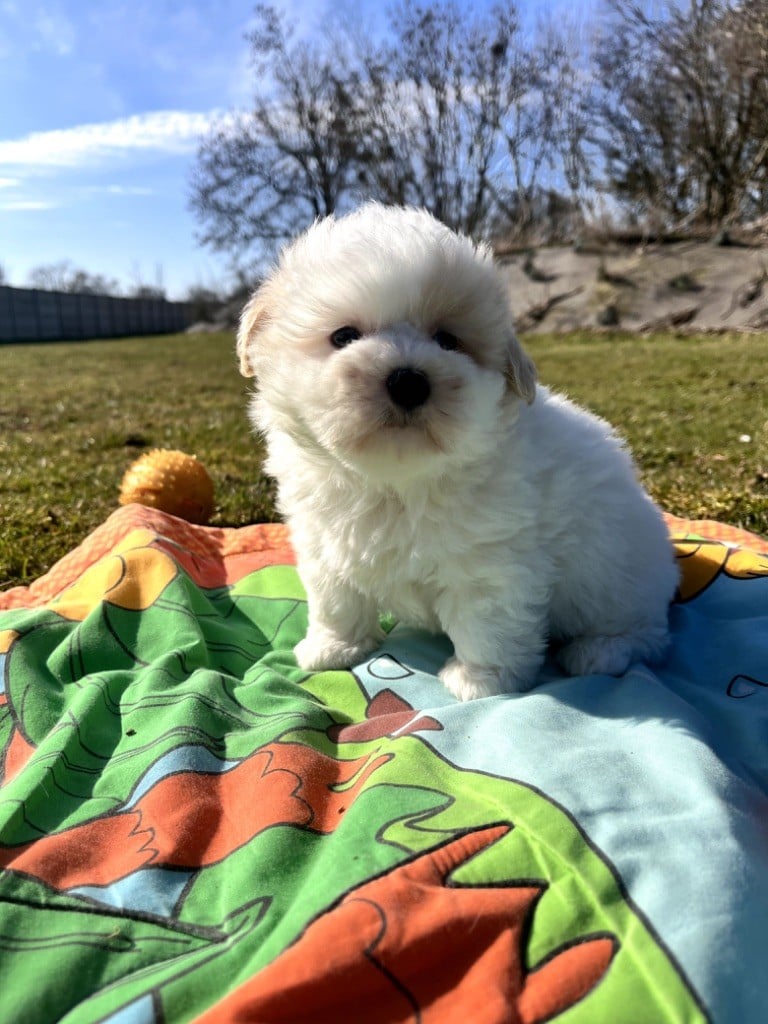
[237,203,679,701]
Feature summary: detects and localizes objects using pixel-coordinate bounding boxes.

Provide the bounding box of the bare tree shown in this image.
[127,262,167,300]
[351,2,587,239]
[190,4,365,257]
[27,261,121,295]
[129,285,167,299]
[185,283,225,322]
[27,261,75,292]
[592,0,768,229]
[190,1,590,259]
[491,17,592,241]
[352,2,524,236]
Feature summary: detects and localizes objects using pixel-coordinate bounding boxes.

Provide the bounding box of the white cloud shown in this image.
[87,184,156,196]
[0,0,77,59]
[0,110,218,170]
[33,9,76,56]
[0,199,57,211]
[0,176,19,187]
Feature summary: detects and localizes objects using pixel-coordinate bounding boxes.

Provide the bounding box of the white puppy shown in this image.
[237,204,679,701]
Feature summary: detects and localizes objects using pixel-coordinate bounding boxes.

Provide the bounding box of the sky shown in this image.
[0,0,593,300]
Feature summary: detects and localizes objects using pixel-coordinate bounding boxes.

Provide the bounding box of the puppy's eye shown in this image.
[330,326,361,349]
[432,328,460,351]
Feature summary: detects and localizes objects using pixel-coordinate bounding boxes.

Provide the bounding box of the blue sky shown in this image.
[0,0,593,299]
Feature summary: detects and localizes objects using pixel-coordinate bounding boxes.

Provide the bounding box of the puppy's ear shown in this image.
[236,286,270,378]
[504,333,537,404]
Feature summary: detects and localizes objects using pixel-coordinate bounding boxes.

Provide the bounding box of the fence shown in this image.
[0,285,193,342]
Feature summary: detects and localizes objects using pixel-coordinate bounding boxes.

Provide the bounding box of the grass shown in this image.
[1,332,277,591]
[525,330,768,533]
[1,329,767,591]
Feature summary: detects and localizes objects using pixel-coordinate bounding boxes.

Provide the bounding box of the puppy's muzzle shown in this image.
[385,367,431,412]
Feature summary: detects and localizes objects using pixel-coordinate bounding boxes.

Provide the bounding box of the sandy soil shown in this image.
[503,241,768,334]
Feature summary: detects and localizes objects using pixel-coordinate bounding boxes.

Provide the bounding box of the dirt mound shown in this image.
[504,241,768,334]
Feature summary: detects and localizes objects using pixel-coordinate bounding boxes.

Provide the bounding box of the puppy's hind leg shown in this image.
[557,623,671,678]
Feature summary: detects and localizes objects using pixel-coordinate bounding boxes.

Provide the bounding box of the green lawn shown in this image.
[526,330,768,535]
[1,329,766,590]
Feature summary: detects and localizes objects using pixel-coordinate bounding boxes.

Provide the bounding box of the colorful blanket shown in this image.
[1,505,767,1023]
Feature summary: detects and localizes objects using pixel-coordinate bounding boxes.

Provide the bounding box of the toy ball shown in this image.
[119,449,215,524]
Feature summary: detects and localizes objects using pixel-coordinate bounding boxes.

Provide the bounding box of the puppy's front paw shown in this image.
[439,658,508,702]
[295,629,382,673]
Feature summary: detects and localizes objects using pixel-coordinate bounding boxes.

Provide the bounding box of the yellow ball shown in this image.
[119,449,215,524]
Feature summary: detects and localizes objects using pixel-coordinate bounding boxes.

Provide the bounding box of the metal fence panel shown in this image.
[0,285,193,342]
[58,292,81,339]
[36,293,60,340]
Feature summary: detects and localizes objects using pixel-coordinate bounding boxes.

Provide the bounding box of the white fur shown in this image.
[237,204,679,701]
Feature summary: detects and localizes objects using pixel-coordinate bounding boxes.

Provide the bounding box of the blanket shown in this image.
[1,505,767,1023]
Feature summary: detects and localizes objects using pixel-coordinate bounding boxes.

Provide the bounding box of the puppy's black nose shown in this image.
[385,367,431,411]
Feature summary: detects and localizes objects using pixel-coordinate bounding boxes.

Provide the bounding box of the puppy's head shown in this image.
[238,203,536,484]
